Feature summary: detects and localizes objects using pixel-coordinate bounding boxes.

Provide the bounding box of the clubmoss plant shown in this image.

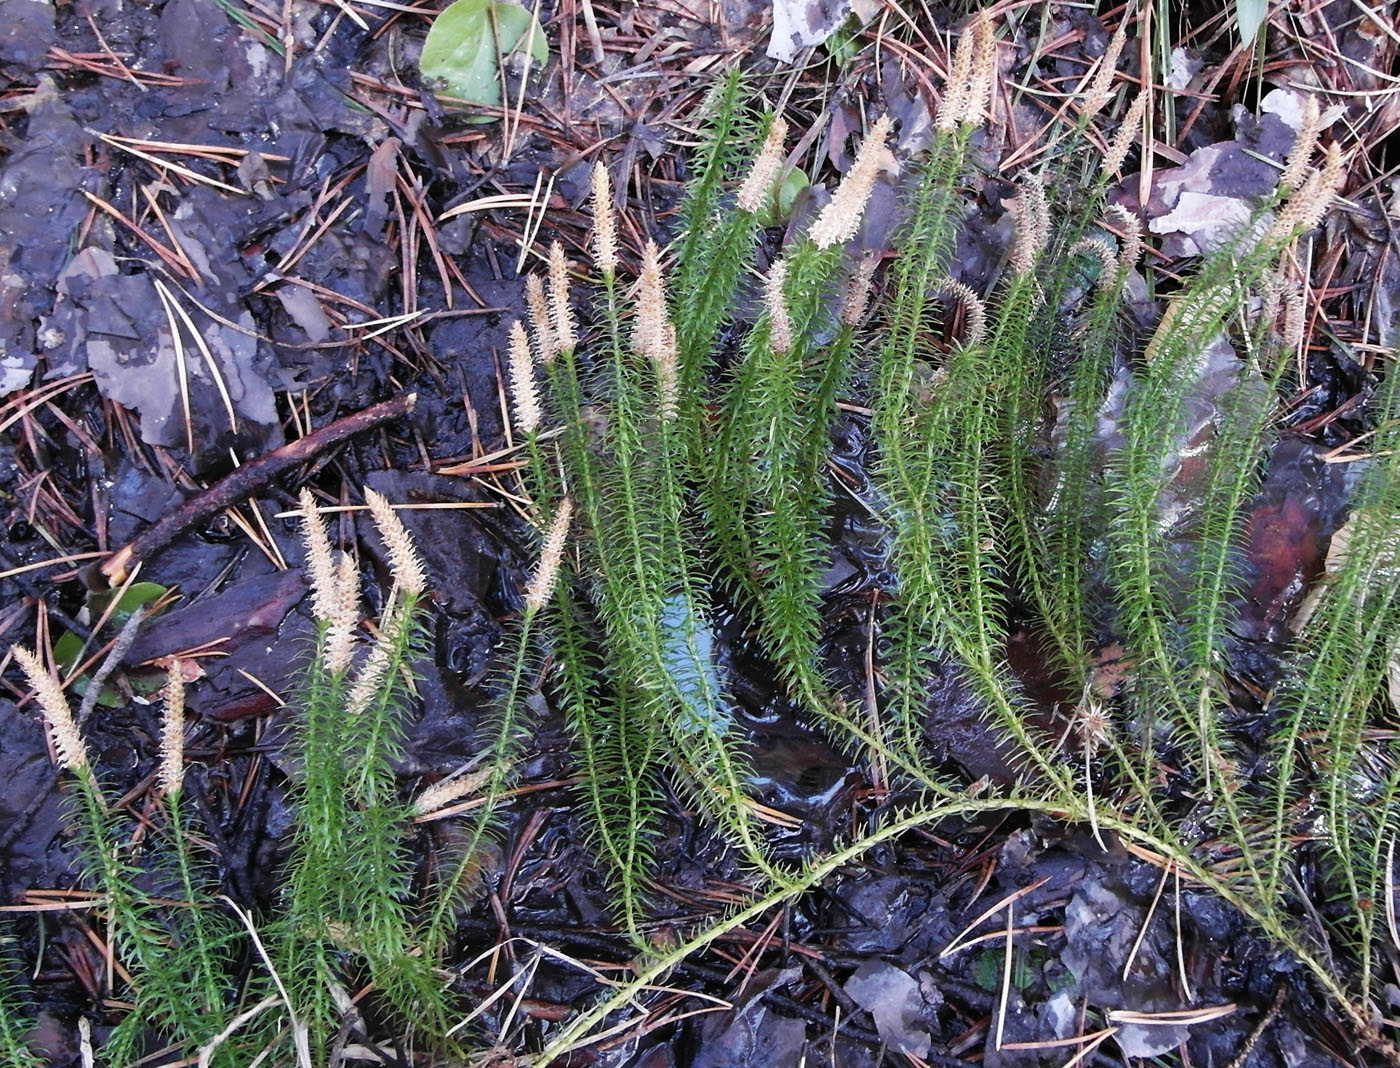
[7,9,1400,1059]
[419,496,574,957]
[496,13,1400,1051]
[1266,368,1400,963]
[490,105,943,929]
[530,219,786,886]
[5,483,569,1064]
[671,71,770,405]
[0,929,42,1068]
[868,35,1002,761]
[708,117,893,718]
[277,488,448,1063]
[850,31,1398,1047]
[9,647,241,1068]
[148,665,241,1062]
[1027,209,1141,679]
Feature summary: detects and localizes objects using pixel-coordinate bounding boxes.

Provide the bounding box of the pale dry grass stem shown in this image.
[507,320,541,436]
[737,117,789,215]
[12,645,89,774]
[1143,300,1180,362]
[525,497,572,613]
[1176,287,1235,351]
[809,115,892,250]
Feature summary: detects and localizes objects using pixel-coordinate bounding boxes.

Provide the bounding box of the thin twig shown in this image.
[77,607,147,724]
[101,394,417,584]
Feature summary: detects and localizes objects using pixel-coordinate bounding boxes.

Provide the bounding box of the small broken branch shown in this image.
[101,393,417,585]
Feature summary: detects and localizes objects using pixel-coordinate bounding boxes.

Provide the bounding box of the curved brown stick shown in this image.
[101,393,417,585]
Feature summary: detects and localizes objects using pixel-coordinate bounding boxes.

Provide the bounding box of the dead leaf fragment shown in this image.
[275,286,333,343]
[768,0,851,62]
[1148,191,1255,255]
[844,960,932,1057]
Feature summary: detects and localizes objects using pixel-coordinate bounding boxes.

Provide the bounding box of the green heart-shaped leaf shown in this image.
[420,0,548,109]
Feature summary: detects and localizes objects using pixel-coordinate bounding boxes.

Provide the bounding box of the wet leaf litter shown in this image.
[1,0,1398,1065]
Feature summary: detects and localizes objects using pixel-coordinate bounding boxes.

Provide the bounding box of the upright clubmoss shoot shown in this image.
[9,647,243,1067]
[1102,90,1148,178]
[809,115,891,249]
[590,161,618,279]
[737,116,789,215]
[1279,93,1321,193]
[548,241,577,357]
[279,489,446,1064]
[507,319,541,436]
